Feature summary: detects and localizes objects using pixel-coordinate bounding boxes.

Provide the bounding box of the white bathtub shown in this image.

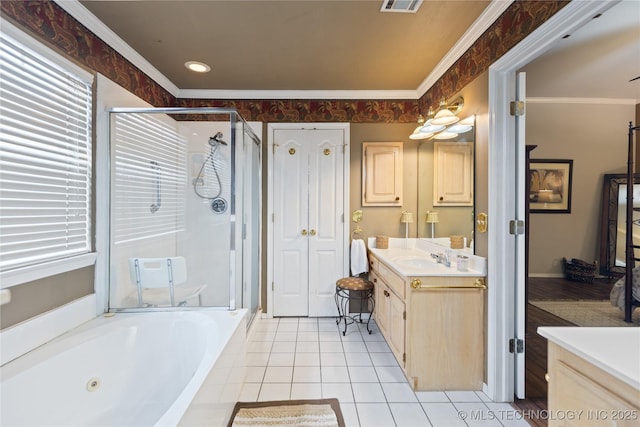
[1,309,247,426]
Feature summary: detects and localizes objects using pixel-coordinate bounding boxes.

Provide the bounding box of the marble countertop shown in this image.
[538,326,640,390]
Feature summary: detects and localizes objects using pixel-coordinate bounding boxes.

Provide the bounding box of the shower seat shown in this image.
[129,257,206,307]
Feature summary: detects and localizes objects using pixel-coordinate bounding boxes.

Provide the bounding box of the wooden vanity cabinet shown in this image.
[369,253,485,391]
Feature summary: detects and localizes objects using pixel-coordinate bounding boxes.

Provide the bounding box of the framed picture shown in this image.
[529,159,573,213]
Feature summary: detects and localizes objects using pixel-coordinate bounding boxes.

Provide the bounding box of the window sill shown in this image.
[0,253,97,289]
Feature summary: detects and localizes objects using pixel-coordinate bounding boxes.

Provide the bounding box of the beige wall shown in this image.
[526,102,636,276]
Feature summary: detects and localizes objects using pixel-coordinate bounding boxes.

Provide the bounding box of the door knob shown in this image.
[301,229,308,236]
[310,229,317,236]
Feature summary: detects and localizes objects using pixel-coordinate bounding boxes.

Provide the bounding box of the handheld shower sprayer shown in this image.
[209,132,227,146]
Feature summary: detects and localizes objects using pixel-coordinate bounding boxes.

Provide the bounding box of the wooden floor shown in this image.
[511,276,617,426]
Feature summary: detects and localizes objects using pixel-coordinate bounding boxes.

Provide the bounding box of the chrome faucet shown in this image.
[431,250,452,267]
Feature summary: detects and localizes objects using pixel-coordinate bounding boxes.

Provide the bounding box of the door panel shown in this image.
[273,134,309,316]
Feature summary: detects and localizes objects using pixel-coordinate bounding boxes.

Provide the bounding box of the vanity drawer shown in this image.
[376,260,405,299]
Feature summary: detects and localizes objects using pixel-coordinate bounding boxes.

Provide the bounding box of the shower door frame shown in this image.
[105,107,261,314]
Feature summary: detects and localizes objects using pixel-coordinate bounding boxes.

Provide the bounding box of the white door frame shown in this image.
[486,0,619,402]
[266,123,350,318]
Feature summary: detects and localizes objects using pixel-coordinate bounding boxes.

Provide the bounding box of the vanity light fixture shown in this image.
[409,114,433,140]
[431,97,460,126]
[410,99,473,140]
[184,61,211,73]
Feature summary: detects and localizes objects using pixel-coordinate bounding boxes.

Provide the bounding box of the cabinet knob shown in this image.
[384,290,389,297]
[410,278,422,289]
[301,229,307,236]
[310,229,316,236]
[395,196,400,201]
[373,278,377,283]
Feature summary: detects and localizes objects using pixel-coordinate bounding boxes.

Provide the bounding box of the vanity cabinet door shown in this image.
[433,141,473,206]
[371,271,389,336]
[388,290,406,367]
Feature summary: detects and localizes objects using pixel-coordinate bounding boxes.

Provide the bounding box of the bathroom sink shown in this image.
[392,256,440,270]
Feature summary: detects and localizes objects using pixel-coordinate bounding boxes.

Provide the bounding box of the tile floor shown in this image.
[240,316,530,427]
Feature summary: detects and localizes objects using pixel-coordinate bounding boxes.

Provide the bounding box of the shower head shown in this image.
[209,132,227,146]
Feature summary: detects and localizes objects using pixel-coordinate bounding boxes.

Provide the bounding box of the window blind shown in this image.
[0,31,93,272]
[112,113,187,244]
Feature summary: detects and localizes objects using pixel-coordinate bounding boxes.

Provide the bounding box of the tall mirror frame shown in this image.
[599,173,640,277]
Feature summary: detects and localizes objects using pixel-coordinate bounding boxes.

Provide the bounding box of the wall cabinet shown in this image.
[369,253,485,391]
[362,142,403,206]
[433,141,473,206]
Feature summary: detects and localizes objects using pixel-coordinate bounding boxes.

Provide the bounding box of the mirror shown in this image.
[417,117,475,249]
[599,173,640,276]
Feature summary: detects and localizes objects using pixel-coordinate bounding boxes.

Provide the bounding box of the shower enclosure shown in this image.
[107,108,261,322]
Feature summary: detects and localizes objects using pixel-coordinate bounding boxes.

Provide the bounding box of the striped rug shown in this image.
[227,398,345,427]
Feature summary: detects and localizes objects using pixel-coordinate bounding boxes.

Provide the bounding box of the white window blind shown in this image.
[0,29,93,272]
[112,113,187,244]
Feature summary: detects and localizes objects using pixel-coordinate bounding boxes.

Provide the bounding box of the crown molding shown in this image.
[53,0,179,96]
[177,89,419,100]
[527,97,638,105]
[416,0,514,98]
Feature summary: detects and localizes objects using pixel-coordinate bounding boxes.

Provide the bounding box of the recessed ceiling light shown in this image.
[184,61,211,73]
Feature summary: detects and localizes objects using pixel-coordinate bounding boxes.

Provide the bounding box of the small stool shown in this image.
[335,277,375,336]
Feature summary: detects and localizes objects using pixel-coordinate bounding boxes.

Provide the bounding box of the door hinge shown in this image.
[403,311,406,320]
[509,338,524,354]
[272,213,275,223]
[402,353,406,363]
[272,282,274,291]
[509,220,525,235]
[510,101,525,116]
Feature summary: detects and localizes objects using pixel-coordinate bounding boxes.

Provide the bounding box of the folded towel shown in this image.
[350,239,369,276]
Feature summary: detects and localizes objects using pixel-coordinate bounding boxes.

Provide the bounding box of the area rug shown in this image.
[227,398,345,427]
[530,300,640,327]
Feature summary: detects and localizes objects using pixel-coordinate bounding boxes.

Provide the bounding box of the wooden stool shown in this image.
[334,277,375,336]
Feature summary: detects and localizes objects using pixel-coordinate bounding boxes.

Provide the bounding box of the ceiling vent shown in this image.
[380,0,423,13]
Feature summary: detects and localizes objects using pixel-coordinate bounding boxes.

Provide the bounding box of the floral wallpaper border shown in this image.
[1,1,568,123]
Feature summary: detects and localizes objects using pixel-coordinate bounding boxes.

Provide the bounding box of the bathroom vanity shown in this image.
[368,238,486,391]
[538,327,640,427]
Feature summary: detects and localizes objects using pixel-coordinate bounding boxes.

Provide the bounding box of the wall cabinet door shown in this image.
[433,141,473,206]
[362,142,403,206]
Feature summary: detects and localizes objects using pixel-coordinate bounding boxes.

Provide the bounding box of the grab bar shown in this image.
[149,160,161,213]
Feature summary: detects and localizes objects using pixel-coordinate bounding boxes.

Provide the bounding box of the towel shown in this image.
[350,239,369,276]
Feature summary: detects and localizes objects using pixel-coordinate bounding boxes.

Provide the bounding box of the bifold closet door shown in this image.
[272,129,345,317]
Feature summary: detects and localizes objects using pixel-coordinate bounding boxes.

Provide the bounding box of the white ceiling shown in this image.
[522,0,640,101]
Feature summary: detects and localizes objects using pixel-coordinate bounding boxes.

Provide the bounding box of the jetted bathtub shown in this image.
[1,310,247,426]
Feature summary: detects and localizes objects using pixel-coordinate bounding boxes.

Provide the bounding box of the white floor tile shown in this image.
[355,403,396,426]
[362,330,386,342]
[296,341,320,352]
[322,382,354,403]
[262,366,293,383]
[290,382,322,400]
[319,331,342,342]
[250,331,276,341]
[415,391,450,403]
[245,366,266,383]
[446,390,483,402]
[320,341,344,353]
[268,352,295,366]
[238,382,260,402]
[453,402,498,427]
[351,382,387,403]
[375,365,407,383]
[319,322,340,332]
[348,366,379,382]
[344,352,373,367]
[271,340,296,353]
[247,340,273,352]
[365,341,391,353]
[299,317,318,323]
[321,365,350,382]
[320,352,347,367]
[485,402,531,427]
[246,352,270,367]
[277,322,299,332]
[341,329,364,341]
[294,352,320,366]
[381,382,418,403]
[258,383,291,401]
[274,331,298,341]
[339,402,361,427]
[297,331,319,341]
[369,352,399,367]
[271,341,296,353]
[278,317,299,324]
[343,341,368,353]
[255,322,279,333]
[389,402,432,427]
[298,322,319,332]
[476,391,492,402]
[421,402,467,427]
[292,366,321,383]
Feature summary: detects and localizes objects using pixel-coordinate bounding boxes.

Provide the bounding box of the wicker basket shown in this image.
[563,257,597,283]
